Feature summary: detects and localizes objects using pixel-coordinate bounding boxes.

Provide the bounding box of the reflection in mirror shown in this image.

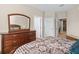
[8,14,30,32]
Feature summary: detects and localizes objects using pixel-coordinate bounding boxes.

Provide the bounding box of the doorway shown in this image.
[58,19,67,38]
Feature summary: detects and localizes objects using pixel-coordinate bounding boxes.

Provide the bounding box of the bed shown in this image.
[14,36,76,54]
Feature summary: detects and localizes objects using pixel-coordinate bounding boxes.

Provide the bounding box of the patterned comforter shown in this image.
[14,36,76,54]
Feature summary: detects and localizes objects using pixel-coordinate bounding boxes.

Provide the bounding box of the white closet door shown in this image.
[44,17,55,37]
[34,16,42,38]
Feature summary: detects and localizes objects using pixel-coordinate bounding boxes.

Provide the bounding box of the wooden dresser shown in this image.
[1,29,36,54]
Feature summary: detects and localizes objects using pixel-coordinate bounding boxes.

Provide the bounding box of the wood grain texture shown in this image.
[66,35,77,41]
[1,29,36,54]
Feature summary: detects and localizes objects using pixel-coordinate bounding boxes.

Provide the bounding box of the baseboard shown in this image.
[66,35,77,41]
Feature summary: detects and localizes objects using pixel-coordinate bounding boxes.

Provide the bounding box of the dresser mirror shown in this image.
[8,13,30,32]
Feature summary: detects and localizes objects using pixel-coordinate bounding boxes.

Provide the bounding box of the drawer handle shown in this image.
[29,33,33,34]
[14,47,17,49]
[13,42,17,47]
[29,33,33,35]
[13,35,17,37]
[13,41,17,43]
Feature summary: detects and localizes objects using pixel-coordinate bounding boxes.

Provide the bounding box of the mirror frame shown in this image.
[8,13,31,32]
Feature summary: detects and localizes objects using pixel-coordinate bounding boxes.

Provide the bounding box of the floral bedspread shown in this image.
[14,36,76,54]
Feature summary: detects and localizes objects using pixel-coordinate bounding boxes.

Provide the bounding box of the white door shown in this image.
[55,19,59,37]
[34,16,42,38]
[44,17,55,37]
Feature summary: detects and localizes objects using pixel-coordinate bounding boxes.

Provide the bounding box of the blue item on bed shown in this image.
[70,40,79,54]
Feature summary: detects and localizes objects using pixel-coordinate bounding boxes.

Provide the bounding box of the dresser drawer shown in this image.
[4,40,13,47]
[29,32,36,36]
[29,36,36,39]
[3,34,18,40]
[29,37,36,41]
[29,31,35,34]
[14,33,25,39]
[3,46,13,54]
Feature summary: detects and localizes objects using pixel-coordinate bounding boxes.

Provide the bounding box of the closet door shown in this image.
[44,17,55,37]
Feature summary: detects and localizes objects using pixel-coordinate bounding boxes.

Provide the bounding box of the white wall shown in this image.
[0,35,1,53]
[67,7,79,39]
[56,11,67,19]
[0,4,43,52]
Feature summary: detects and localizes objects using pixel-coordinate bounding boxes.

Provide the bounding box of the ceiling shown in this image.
[28,4,78,12]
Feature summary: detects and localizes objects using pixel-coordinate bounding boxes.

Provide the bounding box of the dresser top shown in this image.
[1,29,36,35]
